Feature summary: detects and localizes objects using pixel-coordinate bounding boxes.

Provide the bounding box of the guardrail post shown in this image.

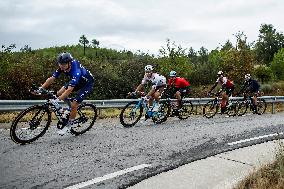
[271,96,276,114]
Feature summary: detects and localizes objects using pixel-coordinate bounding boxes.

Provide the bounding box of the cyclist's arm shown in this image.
[135,84,144,93]
[209,82,218,93]
[58,86,74,101]
[41,76,56,89]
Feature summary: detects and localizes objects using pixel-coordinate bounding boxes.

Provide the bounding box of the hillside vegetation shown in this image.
[1,23,284,100]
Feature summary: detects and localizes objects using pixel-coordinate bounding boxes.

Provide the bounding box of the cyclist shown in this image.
[167,71,190,109]
[134,65,166,112]
[239,74,260,113]
[208,71,235,114]
[37,52,94,135]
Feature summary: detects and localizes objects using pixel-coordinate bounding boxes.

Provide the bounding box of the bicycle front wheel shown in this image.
[71,103,97,135]
[120,101,143,127]
[203,100,218,118]
[236,101,248,116]
[178,100,193,120]
[256,99,267,115]
[10,105,51,144]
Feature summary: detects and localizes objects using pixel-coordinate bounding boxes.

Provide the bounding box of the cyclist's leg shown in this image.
[175,90,182,109]
[57,84,68,96]
[147,87,155,107]
[252,91,259,112]
[221,91,229,113]
[72,82,94,121]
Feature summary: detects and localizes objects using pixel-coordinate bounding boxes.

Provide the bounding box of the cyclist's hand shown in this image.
[31,87,44,95]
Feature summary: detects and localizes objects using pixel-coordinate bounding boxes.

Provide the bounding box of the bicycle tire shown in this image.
[10,105,51,144]
[152,101,171,124]
[71,103,97,135]
[178,100,193,120]
[203,99,218,118]
[120,101,143,127]
[236,101,248,116]
[226,101,237,117]
[256,99,267,115]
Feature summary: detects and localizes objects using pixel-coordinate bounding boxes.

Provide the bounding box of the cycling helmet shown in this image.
[245,74,251,80]
[57,52,73,64]
[144,65,153,72]
[169,70,177,77]
[217,71,223,76]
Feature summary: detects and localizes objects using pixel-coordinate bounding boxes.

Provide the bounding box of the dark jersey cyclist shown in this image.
[39,52,94,135]
[208,71,235,113]
[167,71,190,109]
[240,74,260,112]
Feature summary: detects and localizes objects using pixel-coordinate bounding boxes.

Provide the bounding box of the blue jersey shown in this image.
[52,60,94,88]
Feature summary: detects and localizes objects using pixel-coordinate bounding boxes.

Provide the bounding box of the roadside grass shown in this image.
[234,140,284,189]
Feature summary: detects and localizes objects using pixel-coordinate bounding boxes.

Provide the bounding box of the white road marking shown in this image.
[65,164,151,189]
[228,132,283,146]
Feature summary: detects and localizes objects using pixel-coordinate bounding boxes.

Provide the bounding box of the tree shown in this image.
[20,45,32,53]
[253,65,273,83]
[270,48,284,80]
[79,35,89,55]
[92,39,100,48]
[254,24,284,65]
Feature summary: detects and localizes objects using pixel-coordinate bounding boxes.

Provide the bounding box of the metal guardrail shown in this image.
[1,96,284,113]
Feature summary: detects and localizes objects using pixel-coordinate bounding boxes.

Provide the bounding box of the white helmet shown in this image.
[217,71,223,76]
[169,70,177,77]
[245,74,251,80]
[145,65,153,72]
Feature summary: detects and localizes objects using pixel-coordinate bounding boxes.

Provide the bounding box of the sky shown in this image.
[0,0,283,55]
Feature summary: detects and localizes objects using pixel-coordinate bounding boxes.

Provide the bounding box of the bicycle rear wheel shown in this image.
[120,101,143,127]
[152,101,171,124]
[71,103,97,135]
[203,100,218,118]
[178,100,193,120]
[10,105,51,144]
[256,99,267,115]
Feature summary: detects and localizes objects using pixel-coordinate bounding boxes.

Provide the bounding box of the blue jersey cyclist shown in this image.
[39,52,94,135]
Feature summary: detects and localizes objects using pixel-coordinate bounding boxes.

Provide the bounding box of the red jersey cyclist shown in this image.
[208,71,235,114]
[167,71,190,109]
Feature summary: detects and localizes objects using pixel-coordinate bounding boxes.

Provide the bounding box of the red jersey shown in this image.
[168,77,190,89]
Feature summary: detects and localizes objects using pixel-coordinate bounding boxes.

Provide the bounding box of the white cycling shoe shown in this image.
[57,124,75,136]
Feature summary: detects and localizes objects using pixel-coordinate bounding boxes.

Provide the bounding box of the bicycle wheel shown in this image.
[178,100,193,120]
[236,101,248,116]
[152,101,171,124]
[256,99,267,115]
[203,99,218,118]
[226,101,237,117]
[120,101,143,127]
[10,105,51,144]
[71,103,97,135]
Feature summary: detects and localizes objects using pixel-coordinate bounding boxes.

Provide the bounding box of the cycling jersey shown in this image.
[52,59,94,88]
[142,73,166,89]
[52,59,94,103]
[242,79,260,93]
[216,77,234,89]
[168,77,190,89]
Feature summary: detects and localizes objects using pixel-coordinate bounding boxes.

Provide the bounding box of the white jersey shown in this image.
[142,73,166,89]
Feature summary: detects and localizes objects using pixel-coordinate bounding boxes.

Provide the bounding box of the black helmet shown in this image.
[57,52,73,64]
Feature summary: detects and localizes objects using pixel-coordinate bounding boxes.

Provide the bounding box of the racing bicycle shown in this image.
[10,86,97,144]
[236,93,267,116]
[119,92,170,127]
[162,90,194,120]
[203,92,237,118]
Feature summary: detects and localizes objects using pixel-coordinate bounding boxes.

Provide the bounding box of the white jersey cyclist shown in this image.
[141,72,166,89]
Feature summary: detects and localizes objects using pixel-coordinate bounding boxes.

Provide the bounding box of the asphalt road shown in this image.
[1,112,284,189]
